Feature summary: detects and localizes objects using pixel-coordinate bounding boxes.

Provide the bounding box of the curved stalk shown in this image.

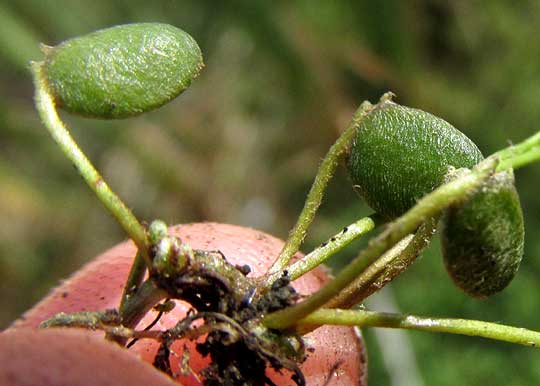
[31,61,151,267]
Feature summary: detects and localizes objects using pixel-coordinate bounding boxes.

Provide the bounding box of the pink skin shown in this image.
[6,223,367,386]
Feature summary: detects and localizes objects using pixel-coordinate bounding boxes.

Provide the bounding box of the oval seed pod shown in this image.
[42,23,203,119]
[441,170,524,298]
[347,96,484,219]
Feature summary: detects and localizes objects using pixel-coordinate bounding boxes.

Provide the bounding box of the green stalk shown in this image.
[285,215,381,282]
[300,308,540,348]
[265,101,373,280]
[31,61,151,267]
[118,250,149,314]
[263,159,497,330]
[493,131,540,171]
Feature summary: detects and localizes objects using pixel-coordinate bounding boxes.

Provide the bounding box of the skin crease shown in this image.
[6,222,367,386]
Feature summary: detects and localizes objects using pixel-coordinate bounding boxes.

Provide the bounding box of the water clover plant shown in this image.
[346,97,484,219]
[441,169,524,298]
[29,22,540,385]
[42,23,203,119]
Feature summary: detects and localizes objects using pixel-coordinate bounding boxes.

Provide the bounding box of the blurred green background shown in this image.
[1,1,539,385]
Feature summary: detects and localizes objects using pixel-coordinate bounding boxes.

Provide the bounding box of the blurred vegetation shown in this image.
[1,1,540,385]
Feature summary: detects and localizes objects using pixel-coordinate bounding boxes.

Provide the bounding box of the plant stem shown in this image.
[31,61,151,267]
[492,130,540,171]
[40,309,121,329]
[118,250,149,315]
[263,159,497,330]
[325,216,438,310]
[117,279,168,329]
[284,215,381,282]
[265,101,373,280]
[300,308,540,348]
[108,279,167,344]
